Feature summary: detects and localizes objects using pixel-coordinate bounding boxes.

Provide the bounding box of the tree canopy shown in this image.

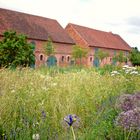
[72,45,88,65]
[113,51,127,64]
[0,31,35,68]
[129,47,140,66]
[43,37,55,56]
[94,49,109,62]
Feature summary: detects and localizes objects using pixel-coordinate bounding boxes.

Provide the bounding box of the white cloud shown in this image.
[0,0,140,49]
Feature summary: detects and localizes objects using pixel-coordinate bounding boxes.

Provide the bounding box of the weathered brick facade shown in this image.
[29,39,73,67]
[0,8,132,68]
[0,8,75,68]
[65,23,131,67]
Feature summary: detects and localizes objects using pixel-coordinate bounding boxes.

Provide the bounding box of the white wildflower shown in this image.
[41,86,48,91]
[111,71,120,75]
[33,122,39,127]
[45,75,52,81]
[130,71,138,75]
[32,134,40,140]
[125,69,131,73]
[30,82,34,85]
[11,90,15,93]
[122,65,129,68]
[128,66,137,70]
[39,74,45,79]
[51,83,57,87]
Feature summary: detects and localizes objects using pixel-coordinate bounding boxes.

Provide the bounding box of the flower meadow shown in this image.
[0,66,140,140]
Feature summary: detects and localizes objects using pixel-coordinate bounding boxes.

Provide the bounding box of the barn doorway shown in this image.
[93,58,100,67]
[46,56,57,67]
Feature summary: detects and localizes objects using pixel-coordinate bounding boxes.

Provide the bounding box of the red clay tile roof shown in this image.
[67,23,131,51]
[0,8,74,44]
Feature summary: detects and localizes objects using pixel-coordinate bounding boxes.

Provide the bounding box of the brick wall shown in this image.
[28,39,74,68]
[65,25,130,67]
[65,24,89,48]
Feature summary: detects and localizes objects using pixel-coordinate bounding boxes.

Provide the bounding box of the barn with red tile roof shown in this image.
[65,23,131,67]
[0,8,75,67]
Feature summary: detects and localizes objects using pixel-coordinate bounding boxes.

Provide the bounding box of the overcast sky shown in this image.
[0,0,140,50]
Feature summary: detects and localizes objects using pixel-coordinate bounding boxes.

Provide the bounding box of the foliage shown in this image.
[72,45,88,65]
[113,51,127,64]
[129,47,140,66]
[94,49,109,62]
[0,67,140,139]
[43,37,54,56]
[0,31,35,68]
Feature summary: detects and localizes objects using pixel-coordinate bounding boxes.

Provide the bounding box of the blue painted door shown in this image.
[112,50,116,65]
[30,41,36,68]
[46,56,57,67]
[94,58,99,67]
[112,59,116,65]
[94,48,99,67]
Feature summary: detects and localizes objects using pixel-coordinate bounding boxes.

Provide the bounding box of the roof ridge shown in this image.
[68,23,116,35]
[0,8,75,44]
[68,23,131,51]
[0,8,57,22]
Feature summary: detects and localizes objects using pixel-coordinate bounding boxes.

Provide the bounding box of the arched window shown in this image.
[62,56,65,62]
[90,57,92,62]
[67,56,70,62]
[40,54,43,61]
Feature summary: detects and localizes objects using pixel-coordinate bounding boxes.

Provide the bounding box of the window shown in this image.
[40,55,43,61]
[125,51,129,56]
[67,56,70,62]
[70,60,75,65]
[61,56,65,62]
[90,57,92,62]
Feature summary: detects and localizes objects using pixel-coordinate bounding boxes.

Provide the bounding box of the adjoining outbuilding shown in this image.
[65,23,131,67]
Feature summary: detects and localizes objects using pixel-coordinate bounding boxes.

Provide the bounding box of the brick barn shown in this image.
[0,8,75,68]
[65,23,131,67]
[0,8,132,68]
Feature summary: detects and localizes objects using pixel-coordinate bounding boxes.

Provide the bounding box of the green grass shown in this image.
[0,67,140,139]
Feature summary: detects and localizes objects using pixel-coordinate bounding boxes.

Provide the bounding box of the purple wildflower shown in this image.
[115,94,135,112]
[41,110,46,120]
[116,107,140,130]
[62,114,80,129]
[133,92,140,108]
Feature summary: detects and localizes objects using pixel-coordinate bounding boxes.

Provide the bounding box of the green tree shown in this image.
[72,45,88,65]
[113,51,127,64]
[43,37,54,56]
[94,49,109,65]
[0,31,35,68]
[129,47,140,66]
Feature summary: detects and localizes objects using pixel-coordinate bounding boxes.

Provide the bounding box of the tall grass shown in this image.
[0,67,140,139]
